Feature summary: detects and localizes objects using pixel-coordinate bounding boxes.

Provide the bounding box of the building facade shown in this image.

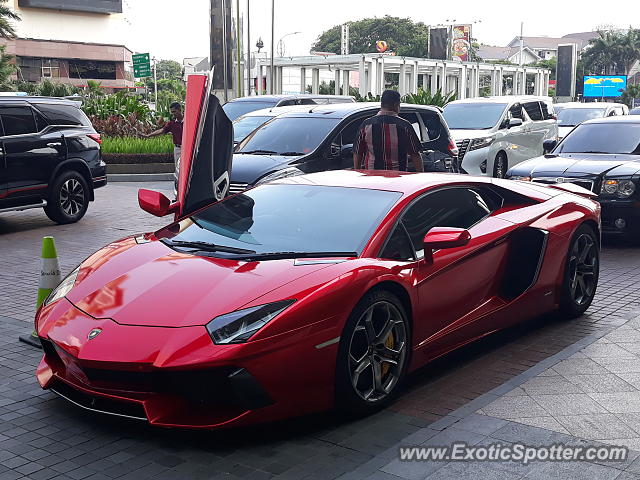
[2,0,134,89]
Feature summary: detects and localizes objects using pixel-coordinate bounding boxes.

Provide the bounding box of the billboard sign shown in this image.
[429,27,449,60]
[556,44,577,98]
[451,25,472,62]
[583,75,627,98]
[18,0,122,14]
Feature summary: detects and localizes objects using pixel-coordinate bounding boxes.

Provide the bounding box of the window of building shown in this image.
[0,106,37,136]
[41,59,60,79]
[17,57,42,83]
[68,60,117,80]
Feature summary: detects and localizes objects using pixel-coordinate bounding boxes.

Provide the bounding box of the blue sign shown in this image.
[583,75,627,98]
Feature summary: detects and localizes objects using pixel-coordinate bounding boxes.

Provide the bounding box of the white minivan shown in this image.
[443,96,558,178]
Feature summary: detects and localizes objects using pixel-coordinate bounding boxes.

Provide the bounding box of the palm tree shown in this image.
[0,0,20,39]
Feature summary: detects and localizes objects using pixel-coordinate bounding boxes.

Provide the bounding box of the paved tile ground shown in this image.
[2,182,640,478]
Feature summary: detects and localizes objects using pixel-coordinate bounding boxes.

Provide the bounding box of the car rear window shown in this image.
[37,103,92,127]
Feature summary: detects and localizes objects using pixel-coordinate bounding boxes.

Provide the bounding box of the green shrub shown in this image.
[402,88,457,107]
[101,136,174,154]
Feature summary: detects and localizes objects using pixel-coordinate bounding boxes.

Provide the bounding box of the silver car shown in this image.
[443,96,558,178]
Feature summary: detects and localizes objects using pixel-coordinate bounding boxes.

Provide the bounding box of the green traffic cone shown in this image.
[19,236,61,348]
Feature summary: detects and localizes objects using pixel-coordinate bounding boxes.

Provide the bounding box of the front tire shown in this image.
[44,170,89,224]
[335,290,410,414]
[493,152,508,179]
[559,224,599,318]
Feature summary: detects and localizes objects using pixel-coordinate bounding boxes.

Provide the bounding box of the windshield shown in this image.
[237,116,341,156]
[557,108,606,127]
[556,123,640,155]
[158,184,401,256]
[443,103,507,130]
[233,115,272,143]
[223,101,277,121]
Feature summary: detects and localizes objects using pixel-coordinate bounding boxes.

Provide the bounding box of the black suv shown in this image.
[0,97,106,224]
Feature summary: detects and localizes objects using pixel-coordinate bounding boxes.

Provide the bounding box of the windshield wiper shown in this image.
[279,151,305,156]
[161,239,256,255]
[239,149,278,155]
[232,251,358,261]
[581,151,608,154]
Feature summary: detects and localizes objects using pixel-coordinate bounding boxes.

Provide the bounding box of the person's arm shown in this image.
[143,128,166,138]
[407,125,424,172]
[353,125,366,169]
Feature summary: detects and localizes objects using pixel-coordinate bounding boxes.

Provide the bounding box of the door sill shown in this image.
[0,200,47,214]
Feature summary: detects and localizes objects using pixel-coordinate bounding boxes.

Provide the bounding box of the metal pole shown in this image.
[519,22,524,66]
[246,0,251,95]
[270,0,274,94]
[153,56,158,109]
[236,0,242,97]
[222,0,228,101]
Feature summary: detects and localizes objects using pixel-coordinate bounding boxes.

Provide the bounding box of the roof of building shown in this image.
[507,32,598,51]
[477,45,540,62]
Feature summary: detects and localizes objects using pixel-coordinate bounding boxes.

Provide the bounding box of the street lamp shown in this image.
[277,31,301,57]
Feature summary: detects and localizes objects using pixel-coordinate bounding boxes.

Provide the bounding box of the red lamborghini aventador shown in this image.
[34,73,601,429]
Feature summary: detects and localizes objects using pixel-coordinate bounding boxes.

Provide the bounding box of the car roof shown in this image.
[273,102,442,119]
[227,94,354,103]
[0,95,82,107]
[448,95,552,105]
[238,104,315,118]
[273,169,490,196]
[558,102,626,109]
[582,116,640,125]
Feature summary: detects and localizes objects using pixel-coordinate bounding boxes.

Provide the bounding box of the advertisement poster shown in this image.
[451,24,472,62]
[583,76,627,98]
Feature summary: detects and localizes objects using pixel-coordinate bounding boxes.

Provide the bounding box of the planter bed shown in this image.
[102,153,174,164]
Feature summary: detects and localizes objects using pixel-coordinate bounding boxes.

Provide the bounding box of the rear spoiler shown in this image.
[546,182,598,199]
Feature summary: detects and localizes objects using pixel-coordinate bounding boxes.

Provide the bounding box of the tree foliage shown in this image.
[621,84,640,108]
[0,45,15,89]
[527,58,557,80]
[0,0,20,39]
[156,59,183,80]
[311,16,429,57]
[582,28,640,75]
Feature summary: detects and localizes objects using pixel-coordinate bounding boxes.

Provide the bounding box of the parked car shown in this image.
[222,94,355,121]
[442,96,558,178]
[630,107,640,115]
[0,97,106,224]
[225,102,457,195]
[232,105,312,145]
[36,116,601,429]
[556,102,628,140]
[507,116,640,238]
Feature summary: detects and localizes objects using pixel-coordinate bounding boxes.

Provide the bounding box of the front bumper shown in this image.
[35,298,339,429]
[460,146,491,176]
[599,198,640,235]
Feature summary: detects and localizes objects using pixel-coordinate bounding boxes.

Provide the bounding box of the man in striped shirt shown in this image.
[353,90,424,172]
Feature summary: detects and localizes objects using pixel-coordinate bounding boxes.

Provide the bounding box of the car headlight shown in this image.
[254,167,303,186]
[43,266,80,306]
[206,299,295,344]
[602,179,636,198]
[469,136,495,151]
[510,176,532,181]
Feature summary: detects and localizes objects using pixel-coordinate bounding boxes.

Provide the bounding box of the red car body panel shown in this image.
[34,75,602,429]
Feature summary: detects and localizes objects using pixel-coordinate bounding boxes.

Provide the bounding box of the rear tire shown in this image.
[335,290,410,415]
[493,152,507,179]
[559,224,599,318]
[44,170,89,224]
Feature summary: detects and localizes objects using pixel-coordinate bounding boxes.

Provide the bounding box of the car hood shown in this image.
[65,237,335,328]
[517,153,640,177]
[449,129,496,140]
[231,153,304,184]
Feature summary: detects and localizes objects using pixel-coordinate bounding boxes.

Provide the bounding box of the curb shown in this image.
[107,173,174,182]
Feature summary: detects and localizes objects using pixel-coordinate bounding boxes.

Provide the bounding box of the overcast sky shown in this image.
[122,0,637,61]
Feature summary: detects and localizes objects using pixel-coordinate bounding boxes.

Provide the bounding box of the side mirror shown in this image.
[543,139,557,153]
[422,227,471,261]
[341,144,353,158]
[138,189,173,217]
[508,118,523,128]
